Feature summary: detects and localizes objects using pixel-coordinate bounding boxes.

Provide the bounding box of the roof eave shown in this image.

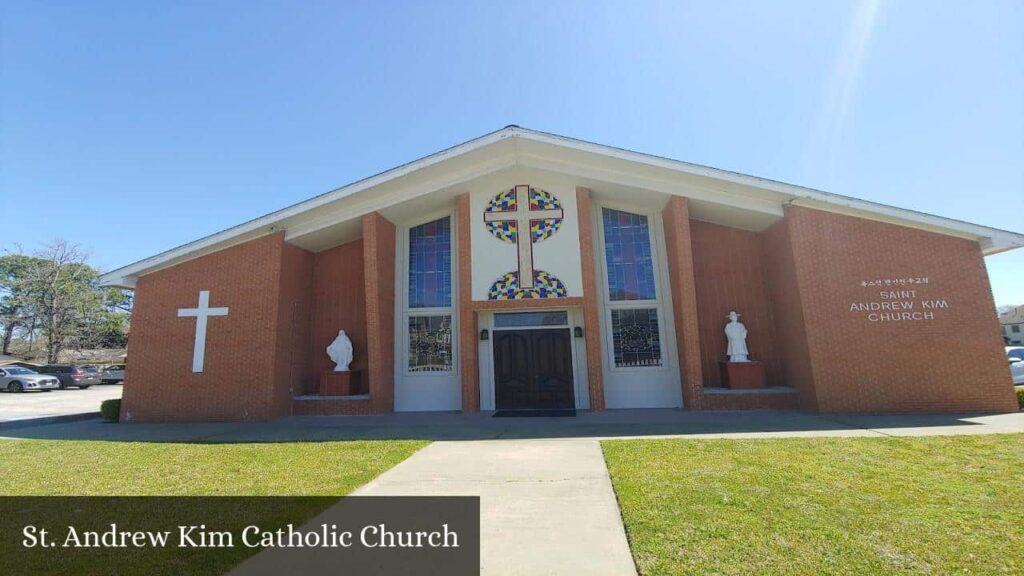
[98,126,1024,288]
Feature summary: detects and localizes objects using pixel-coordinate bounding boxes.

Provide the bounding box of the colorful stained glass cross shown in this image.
[483,185,563,288]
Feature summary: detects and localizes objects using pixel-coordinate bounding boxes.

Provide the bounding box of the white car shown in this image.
[1007,347,1024,385]
[0,367,61,392]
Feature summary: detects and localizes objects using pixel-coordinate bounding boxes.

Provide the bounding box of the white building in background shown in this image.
[1000,305,1024,345]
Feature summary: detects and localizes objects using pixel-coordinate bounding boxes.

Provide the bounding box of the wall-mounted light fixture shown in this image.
[480,329,489,341]
[574,326,584,338]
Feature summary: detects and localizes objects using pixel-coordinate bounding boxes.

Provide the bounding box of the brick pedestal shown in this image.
[718,361,766,389]
[318,371,364,396]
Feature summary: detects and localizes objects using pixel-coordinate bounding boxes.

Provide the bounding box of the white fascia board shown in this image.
[100,125,1024,288]
[513,128,1024,254]
[787,196,1024,255]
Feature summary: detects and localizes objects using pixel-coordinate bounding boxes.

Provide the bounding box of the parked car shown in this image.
[1008,347,1024,385]
[37,365,100,389]
[101,364,125,384]
[0,366,60,392]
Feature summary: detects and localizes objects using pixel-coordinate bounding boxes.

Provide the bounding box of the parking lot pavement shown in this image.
[0,384,122,424]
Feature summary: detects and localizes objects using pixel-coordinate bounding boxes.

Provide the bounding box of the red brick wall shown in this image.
[123,201,1014,420]
[661,197,705,408]
[700,390,799,410]
[457,194,479,411]
[272,243,314,414]
[292,397,374,415]
[786,206,1017,413]
[363,213,396,413]
[126,215,400,421]
[122,233,292,422]
[576,187,606,410]
[760,219,819,409]
[691,221,783,387]
[308,240,367,394]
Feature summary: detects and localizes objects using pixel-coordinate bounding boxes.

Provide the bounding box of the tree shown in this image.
[1,241,131,361]
[17,241,104,362]
[0,254,46,355]
[94,287,133,348]
[89,308,130,348]
[103,286,134,314]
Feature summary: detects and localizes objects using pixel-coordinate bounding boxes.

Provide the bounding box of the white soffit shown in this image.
[99,126,1024,288]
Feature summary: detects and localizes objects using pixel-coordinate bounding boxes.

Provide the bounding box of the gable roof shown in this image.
[99,126,1024,288]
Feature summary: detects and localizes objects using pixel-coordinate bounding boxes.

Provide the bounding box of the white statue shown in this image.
[326,330,353,372]
[724,311,749,362]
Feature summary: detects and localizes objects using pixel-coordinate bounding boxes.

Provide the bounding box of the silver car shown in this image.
[1008,347,1024,386]
[101,364,125,384]
[0,367,61,392]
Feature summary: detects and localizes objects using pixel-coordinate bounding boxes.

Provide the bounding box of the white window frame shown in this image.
[594,200,674,375]
[396,208,459,378]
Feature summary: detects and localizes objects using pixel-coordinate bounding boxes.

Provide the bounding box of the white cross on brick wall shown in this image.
[177,290,229,373]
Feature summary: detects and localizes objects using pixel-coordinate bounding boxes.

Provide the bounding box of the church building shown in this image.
[99,127,1023,421]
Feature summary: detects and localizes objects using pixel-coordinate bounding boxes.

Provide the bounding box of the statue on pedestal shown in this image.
[326,330,353,372]
[724,311,749,362]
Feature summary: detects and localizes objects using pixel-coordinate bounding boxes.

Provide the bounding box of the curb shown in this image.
[0,412,101,431]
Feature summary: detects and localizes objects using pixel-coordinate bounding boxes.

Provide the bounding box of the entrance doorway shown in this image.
[491,312,575,411]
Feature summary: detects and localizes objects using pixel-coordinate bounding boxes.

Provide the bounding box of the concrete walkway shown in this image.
[355,439,636,575]
[3,409,1022,442]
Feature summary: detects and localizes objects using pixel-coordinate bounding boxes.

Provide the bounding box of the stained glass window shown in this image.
[611,308,662,368]
[408,217,452,308]
[408,315,452,372]
[493,311,569,328]
[602,208,657,301]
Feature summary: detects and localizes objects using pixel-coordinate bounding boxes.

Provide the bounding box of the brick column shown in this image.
[661,196,704,409]
[457,194,479,412]
[576,187,606,410]
[362,212,396,413]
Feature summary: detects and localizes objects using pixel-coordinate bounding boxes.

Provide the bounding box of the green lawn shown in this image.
[0,438,427,496]
[603,434,1024,576]
[0,439,427,575]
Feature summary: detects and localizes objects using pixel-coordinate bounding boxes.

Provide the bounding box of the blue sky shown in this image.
[2,1,1022,305]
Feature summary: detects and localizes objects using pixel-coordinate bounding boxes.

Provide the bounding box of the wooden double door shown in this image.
[493,328,575,410]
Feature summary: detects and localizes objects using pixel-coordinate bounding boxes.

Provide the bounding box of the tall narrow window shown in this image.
[603,209,657,301]
[601,208,663,368]
[406,216,453,372]
[408,217,452,308]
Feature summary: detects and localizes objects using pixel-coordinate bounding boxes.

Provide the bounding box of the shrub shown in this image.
[1017,387,1024,411]
[100,399,121,423]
